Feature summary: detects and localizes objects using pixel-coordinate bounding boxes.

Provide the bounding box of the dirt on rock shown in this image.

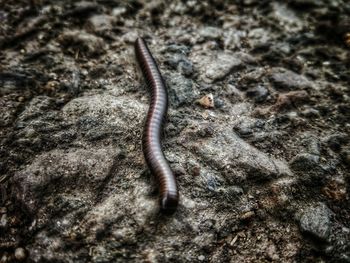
[0,1,349,262]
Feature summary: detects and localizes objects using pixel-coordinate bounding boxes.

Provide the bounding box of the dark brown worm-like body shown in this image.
[134,37,179,213]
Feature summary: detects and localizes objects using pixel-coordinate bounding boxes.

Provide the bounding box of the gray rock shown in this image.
[165,54,193,76]
[12,93,146,216]
[269,68,312,90]
[246,85,269,103]
[87,15,115,34]
[234,123,253,138]
[14,247,27,261]
[13,146,118,214]
[299,203,331,242]
[206,174,219,192]
[205,52,242,82]
[191,127,292,182]
[233,117,264,138]
[178,59,194,76]
[214,97,225,108]
[62,94,145,127]
[199,26,222,40]
[167,72,197,107]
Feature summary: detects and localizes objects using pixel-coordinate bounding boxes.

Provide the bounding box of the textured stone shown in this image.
[165,53,193,76]
[167,72,197,107]
[269,68,312,90]
[246,85,269,103]
[290,153,322,176]
[299,203,331,241]
[87,15,115,33]
[191,127,292,182]
[205,52,242,82]
[13,147,118,214]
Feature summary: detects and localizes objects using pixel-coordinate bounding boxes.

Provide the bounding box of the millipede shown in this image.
[134,37,179,214]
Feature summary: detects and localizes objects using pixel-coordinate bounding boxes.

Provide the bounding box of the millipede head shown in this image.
[160,192,178,215]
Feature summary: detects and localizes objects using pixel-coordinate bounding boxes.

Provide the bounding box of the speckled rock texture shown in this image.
[0,1,349,262]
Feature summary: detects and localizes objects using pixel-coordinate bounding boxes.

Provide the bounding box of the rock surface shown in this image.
[0,1,349,262]
[299,203,331,241]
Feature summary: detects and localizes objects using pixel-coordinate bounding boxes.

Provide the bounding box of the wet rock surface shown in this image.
[1,1,350,262]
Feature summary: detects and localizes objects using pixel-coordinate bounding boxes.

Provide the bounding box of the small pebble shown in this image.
[112,7,127,16]
[214,97,225,108]
[0,214,7,227]
[198,255,205,261]
[240,211,255,221]
[246,85,269,103]
[14,247,27,261]
[87,14,115,33]
[198,94,214,108]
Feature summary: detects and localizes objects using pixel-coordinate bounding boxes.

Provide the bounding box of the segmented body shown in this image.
[134,37,178,213]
